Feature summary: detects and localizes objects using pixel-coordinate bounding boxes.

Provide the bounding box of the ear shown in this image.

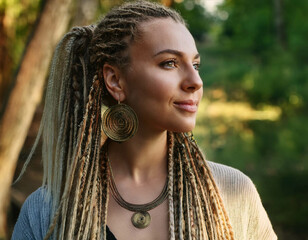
[103,63,126,102]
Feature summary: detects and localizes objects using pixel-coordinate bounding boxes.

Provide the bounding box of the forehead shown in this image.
[130,18,198,57]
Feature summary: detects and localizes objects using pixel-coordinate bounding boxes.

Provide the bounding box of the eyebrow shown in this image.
[153,49,200,59]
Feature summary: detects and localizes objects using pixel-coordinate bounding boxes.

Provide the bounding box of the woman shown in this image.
[12,1,277,239]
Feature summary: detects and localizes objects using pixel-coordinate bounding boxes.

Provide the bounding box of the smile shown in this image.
[173,100,198,113]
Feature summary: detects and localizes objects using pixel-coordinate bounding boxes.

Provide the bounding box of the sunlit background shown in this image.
[1,0,307,239]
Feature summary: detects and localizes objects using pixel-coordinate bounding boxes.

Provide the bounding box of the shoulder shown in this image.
[206,160,262,216]
[12,187,51,240]
[207,160,255,197]
[206,161,277,240]
[18,187,51,222]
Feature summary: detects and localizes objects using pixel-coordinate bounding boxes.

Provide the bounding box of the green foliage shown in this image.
[4,0,41,70]
[172,0,211,41]
[259,170,308,236]
[219,0,275,54]
[284,0,308,62]
[198,44,256,100]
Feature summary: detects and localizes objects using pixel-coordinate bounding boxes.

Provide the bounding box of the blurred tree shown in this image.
[0,0,74,237]
[98,0,169,13]
[273,0,286,47]
[72,0,99,26]
[0,6,12,113]
[161,0,174,7]
[0,0,42,115]
[219,0,275,54]
[212,0,308,110]
[172,0,211,41]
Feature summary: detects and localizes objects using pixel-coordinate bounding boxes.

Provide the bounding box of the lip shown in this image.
[173,100,199,113]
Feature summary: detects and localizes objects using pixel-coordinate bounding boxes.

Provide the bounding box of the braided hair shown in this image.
[39,1,234,239]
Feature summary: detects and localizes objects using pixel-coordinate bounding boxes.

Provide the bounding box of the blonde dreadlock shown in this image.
[38,1,234,239]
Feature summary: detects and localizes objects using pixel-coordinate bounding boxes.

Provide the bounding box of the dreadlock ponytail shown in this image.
[40,25,109,239]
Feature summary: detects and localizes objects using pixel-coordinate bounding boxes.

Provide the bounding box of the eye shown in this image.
[160,59,178,69]
[193,62,201,71]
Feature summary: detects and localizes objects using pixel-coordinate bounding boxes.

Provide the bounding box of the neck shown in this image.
[107,130,168,183]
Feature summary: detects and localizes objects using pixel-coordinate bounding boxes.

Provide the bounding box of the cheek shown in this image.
[146,81,171,103]
[127,73,175,106]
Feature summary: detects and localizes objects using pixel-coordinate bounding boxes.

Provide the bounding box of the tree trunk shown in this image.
[0,8,13,114]
[72,0,99,26]
[273,0,286,47]
[0,0,73,238]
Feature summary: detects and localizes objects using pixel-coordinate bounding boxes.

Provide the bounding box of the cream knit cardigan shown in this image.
[208,161,277,240]
[12,161,277,239]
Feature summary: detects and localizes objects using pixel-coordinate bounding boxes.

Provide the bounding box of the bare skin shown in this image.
[104,18,203,240]
[107,135,169,240]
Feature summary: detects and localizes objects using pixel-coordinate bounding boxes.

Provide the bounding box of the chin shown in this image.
[168,122,196,133]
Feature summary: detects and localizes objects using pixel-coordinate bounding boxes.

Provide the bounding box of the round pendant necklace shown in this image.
[108,159,168,229]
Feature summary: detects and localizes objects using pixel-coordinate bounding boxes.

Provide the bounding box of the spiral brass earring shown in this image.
[102,101,138,142]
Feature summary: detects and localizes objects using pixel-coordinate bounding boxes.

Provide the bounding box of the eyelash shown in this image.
[193,63,201,71]
[160,59,178,69]
[160,59,201,71]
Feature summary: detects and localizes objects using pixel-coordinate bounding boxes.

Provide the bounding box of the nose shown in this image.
[181,66,203,92]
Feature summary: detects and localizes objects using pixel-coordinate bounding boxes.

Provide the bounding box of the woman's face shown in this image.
[121,18,203,133]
